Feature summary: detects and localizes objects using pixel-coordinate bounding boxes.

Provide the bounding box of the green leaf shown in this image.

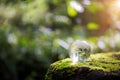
[67,3,77,17]
[86,3,101,13]
[87,22,99,30]
[21,38,28,46]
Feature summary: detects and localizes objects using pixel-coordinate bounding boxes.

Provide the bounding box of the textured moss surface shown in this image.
[45,52,120,80]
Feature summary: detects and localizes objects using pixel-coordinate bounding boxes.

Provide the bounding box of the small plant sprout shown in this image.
[69,40,91,62]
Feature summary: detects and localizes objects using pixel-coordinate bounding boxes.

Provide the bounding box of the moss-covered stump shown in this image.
[45,52,120,80]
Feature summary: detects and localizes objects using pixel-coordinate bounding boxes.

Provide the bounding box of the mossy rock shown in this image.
[45,52,120,80]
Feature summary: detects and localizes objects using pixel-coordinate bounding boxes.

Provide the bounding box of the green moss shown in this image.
[51,52,120,72]
[45,52,120,80]
[88,52,120,71]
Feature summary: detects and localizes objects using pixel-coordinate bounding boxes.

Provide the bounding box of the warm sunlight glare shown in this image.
[109,0,120,30]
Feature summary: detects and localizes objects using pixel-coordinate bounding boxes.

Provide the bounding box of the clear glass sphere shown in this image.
[69,40,91,62]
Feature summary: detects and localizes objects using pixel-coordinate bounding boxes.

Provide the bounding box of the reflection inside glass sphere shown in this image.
[69,40,91,62]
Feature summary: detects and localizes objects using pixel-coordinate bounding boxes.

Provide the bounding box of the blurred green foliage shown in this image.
[0,0,120,80]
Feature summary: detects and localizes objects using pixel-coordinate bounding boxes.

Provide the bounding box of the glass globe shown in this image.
[69,40,91,62]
